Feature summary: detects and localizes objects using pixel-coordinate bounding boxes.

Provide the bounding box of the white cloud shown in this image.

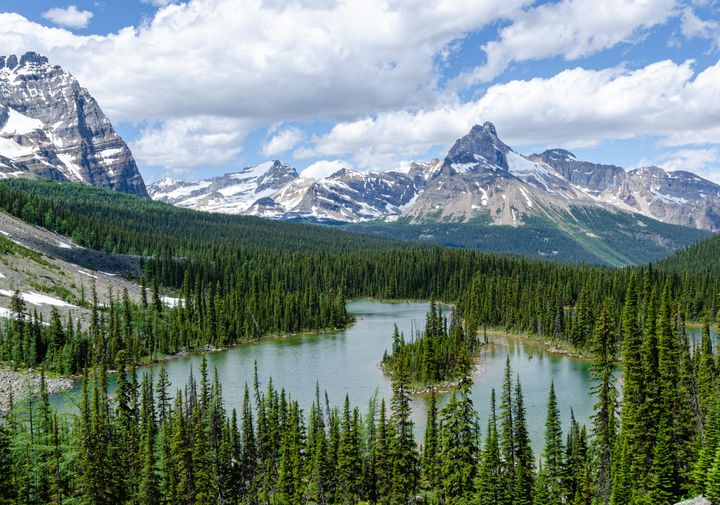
[652,148,720,183]
[303,59,720,167]
[141,0,176,6]
[131,116,253,174]
[0,0,532,173]
[262,127,304,157]
[680,7,720,49]
[301,160,351,179]
[42,5,93,29]
[0,0,528,123]
[452,0,678,87]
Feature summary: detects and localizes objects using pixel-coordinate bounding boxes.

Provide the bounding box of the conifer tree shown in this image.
[542,382,564,505]
[438,371,479,503]
[477,389,509,505]
[590,304,617,504]
[389,354,418,504]
[499,355,516,500]
[422,389,440,490]
[337,395,362,503]
[513,380,535,505]
[612,273,646,505]
[375,398,391,501]
[647,282,681,504]
[139,412,161,505]
[0,415,16,502]
[706,445,720,504]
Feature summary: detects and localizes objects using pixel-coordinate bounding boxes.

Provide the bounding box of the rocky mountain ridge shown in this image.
[149,122,720,232]
[0,52,148,197]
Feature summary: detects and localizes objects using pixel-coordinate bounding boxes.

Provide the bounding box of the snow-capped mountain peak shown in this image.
[0,52,148,196]
[149,123,720,232]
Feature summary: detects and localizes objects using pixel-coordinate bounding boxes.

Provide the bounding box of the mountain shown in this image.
[147,123,716,264]
[400,122,590,224]
[531,149,720,231]
[149,122,720,232]
[150,160,297,213]
[149,161,423,223]
[0,52,148,197]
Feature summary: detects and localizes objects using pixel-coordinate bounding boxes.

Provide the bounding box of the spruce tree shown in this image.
[0,416,16,502]
[542,382,564,505]
[438,373,479,503]
[612,273,647,505]
[590,304,617,505]
[706,445,720,504]
[499,355,516,501]
[389,354,418,504]
[337,396,362,503]
[647,283,681,504]
[477,389,509,505]
[422,389,440,490]
[513,380,535,505]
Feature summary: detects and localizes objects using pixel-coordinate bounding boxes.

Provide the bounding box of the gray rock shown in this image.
[674,497,711,505]
[148,122,720,233]
[533,149,720,231]
[0,52,148,197]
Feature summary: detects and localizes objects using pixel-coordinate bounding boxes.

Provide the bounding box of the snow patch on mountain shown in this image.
[0,52,148,197]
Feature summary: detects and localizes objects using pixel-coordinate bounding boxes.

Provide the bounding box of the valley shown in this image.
[0,36,719,505]
[48,300,599,453]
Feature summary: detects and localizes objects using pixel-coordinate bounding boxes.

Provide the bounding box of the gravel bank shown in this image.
[0,368,74,411]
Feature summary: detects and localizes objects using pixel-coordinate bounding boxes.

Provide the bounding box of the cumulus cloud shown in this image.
[42,5,93,29]
[680,7,719,49]
[3,0,718,177]
[0,0,532,172]
[452,0,678,87]
[0,0,528,123]
[262,127,304,157]
[301,160,351,179]
[131,116,254,174]
[303,59,720,167]
[651,148,720,183]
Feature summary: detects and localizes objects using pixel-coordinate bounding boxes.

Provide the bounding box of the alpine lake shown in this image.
[50,300,717,452]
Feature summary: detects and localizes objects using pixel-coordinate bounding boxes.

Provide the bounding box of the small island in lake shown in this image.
[381,301,481,393]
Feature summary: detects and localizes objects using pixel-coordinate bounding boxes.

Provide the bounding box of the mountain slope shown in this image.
[148,122,720,233]
[149,163,422,223]
[532,149,720,231]
[0,179,404,256]
[655,232,720,276]
[347,207,709,266]
[0,52,148,197]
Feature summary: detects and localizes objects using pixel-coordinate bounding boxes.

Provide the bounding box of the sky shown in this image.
[0,0,719,183]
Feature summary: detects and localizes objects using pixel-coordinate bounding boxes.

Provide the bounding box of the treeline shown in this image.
[382,302,480,387]
[0,280,348,375]
[2,274,719,504]
[2,180,720,353]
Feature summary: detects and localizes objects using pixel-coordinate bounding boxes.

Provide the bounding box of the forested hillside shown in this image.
[0,179,719,504]
[1,179,718,374]
[657,233,720,277]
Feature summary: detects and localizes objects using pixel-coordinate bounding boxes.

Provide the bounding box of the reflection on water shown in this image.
[51,300,600,452]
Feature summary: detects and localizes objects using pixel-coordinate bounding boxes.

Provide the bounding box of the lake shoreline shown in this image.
[0,368,74,411]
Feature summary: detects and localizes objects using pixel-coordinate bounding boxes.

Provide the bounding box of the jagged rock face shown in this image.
[149,122,720,233]
[534,149,720,231]
[271,168,419,222]
[530,149,626,193]
[403,121,589,224]
[0,52,148,197]
[150,162,420,223]
[149,160,297,213]
[443,121,510,172]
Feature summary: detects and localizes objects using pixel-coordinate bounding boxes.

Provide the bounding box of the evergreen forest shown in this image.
[0,180,719,504]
